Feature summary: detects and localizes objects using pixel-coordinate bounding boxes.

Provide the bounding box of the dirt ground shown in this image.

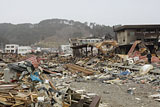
[71,80,160,107]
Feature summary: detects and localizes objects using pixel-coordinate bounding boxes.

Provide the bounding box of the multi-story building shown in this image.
[5,44,19,53]
[114,25,160,45]
[114,25,160,54]
[69,37,102,46]
[69,37,102,57]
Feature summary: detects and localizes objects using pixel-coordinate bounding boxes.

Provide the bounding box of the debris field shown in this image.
[0,40,160,107]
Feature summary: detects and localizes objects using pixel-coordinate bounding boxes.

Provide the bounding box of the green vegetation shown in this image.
[0,19,114,47]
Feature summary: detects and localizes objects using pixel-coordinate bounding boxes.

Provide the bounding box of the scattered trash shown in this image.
[120,70,131,76]
[30,73,42,82]
[135,98,141,101]
[127,88,136,95]
[139,64,153,75]
[1,39,160,106]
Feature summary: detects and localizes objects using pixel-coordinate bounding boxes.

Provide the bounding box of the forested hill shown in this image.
[0,19,114,47]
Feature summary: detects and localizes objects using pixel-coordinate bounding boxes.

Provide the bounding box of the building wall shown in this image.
[117,30,137,45]
[126,29,137,44]
[5,44,19,53]
[59,45,72,55]
[78,38,102,45]
[117,30,127,44]
[18,46,32,55]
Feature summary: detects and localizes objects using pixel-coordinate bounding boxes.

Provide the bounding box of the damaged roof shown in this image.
[114,24,160,32]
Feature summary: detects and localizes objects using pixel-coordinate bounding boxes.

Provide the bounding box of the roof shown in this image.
[5,44,19,46]
[114,24,160,32]
[71,44,93,49]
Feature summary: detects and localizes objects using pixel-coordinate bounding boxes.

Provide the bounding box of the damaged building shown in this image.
[114,25,160,54]
[69,37,102,57]
[59,45,73,56]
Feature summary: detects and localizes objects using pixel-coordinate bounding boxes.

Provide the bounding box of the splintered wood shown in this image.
[66,64,96,75]
[0,84,37,106]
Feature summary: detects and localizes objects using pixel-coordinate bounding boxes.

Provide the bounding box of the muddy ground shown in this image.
[71,81,160,107]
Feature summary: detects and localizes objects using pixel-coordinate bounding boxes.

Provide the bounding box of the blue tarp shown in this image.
[30,72,42,82]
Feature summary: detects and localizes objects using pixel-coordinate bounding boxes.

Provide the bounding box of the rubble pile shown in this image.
[0,55,101,107]
[71,55,160,102]
[1,40,160,106]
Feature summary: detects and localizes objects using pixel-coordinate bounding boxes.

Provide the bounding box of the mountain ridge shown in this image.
[0,18,114,48]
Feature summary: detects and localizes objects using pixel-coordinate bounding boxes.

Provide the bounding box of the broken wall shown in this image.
[117,30,137,45]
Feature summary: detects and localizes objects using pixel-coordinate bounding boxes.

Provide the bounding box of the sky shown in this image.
[0,0,160,26]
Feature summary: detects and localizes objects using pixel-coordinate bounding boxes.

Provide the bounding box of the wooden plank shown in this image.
[66,64,95,75]
[89,96,101,107]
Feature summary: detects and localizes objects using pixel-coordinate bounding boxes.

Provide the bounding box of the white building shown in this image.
[5,44,19,53]
[18,46,32,55]
[69,37,102,46]
[78,38,102,44]
[0,49,3,53]
[59,45,72,56]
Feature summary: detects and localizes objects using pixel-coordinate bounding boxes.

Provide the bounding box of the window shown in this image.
[11,46,14,48]
[11,50,14,53]
[150,31,155,33]
[129,32,135,36]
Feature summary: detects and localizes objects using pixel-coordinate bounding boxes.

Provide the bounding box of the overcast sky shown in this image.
[0,0,159,26]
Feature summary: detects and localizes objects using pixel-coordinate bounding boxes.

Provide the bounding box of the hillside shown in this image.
[0,19,114,48]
